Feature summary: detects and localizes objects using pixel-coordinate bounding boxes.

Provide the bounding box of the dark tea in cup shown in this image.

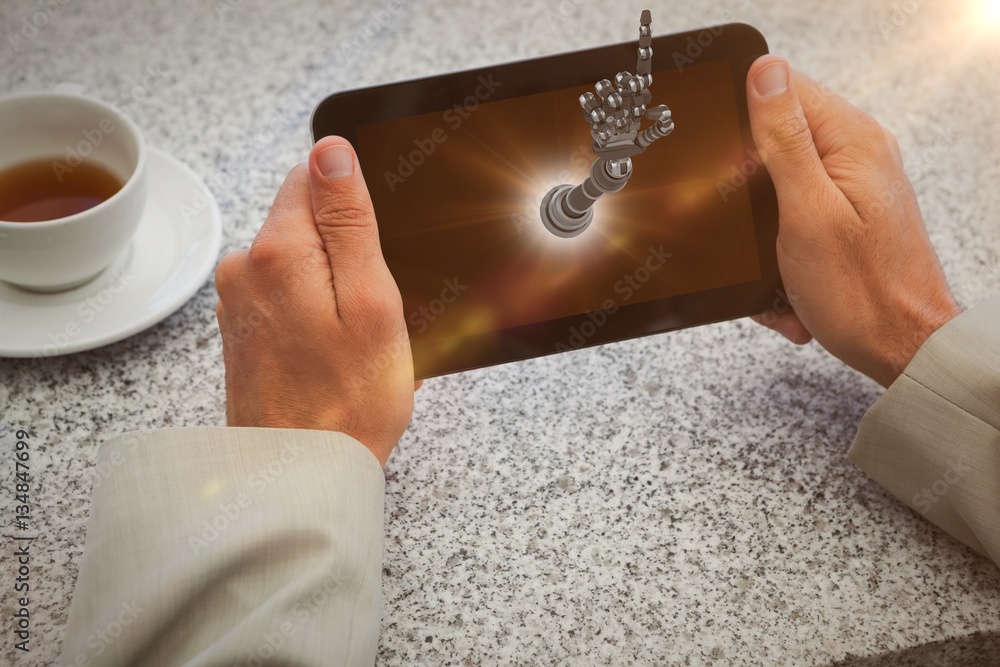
[0,158,124,223]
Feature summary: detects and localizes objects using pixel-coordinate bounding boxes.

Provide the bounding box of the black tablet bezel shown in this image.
[312,23,780,379]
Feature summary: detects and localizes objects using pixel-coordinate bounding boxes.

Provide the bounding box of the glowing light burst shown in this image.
[430,107,749,344]
[364,68,764,362]
[984,0,1000,24]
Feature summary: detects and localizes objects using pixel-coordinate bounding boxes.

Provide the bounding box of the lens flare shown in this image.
[986,0,1000,23]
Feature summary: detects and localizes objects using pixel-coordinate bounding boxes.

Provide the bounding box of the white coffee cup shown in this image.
[0,91,147,292]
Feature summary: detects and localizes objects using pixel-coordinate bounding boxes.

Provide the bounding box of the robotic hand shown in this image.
[540,9,675,238]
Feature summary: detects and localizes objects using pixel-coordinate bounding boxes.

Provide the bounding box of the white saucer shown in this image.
[0,147,222,357]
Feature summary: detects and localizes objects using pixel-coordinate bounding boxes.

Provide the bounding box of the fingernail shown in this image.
[754,62,789,99]
[317,145,355,180]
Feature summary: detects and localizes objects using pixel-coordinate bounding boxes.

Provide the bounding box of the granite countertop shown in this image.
[2,0,1000,664]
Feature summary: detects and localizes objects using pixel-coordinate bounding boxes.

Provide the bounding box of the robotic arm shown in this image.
[540,9,676,238]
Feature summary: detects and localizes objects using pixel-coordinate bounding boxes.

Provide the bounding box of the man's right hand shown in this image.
[745,55,962,387]
[215,137,416,467]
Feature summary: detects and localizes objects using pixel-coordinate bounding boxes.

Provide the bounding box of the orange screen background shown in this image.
[357,60,761,346]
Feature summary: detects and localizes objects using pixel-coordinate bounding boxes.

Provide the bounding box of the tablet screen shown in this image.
[356,58,761,352]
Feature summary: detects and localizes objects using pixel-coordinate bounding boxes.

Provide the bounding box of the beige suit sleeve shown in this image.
[59,427,385,667]
[849,296,1000,563]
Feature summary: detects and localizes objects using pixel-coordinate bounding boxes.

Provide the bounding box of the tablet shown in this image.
[313,20,780,379]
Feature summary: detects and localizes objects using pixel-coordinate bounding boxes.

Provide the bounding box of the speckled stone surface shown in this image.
[2,0,1000,665]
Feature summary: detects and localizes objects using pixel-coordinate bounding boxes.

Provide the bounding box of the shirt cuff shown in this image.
[848,296,1000,560]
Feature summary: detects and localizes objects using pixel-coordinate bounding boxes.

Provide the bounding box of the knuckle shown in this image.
[860,131,889,160]
[882,126,900,151]
[841,115,900,176]
[365,292,403,329]
[246,237,287,270]
[853,111,892,152]
[767,111,813,155]
[853,108,882,136]
[214,251,246,298]
[313,193,374,230]
[882,126,903,163]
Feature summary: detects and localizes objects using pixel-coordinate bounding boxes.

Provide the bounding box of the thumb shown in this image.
[746,56,831,209]
[309,136,388,298]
